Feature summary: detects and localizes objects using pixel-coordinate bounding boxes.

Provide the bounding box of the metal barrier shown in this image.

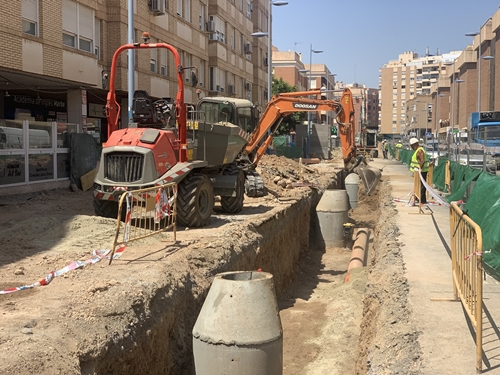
[109,183,177,264]
[445,160,451,193]
[450,201,484,373]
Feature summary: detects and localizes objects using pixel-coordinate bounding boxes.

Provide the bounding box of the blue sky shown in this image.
[271,0,500,88]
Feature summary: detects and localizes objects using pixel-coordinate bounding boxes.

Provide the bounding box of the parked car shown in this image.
[455,149,497,173]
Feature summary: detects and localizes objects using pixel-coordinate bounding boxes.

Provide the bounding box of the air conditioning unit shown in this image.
[263,57,268,66]
[149,0,166,15]
[228,85,235,94]
[244,42,252,54]
[216,84,220,92]
[245,82,252,91]
[206,20,216,32]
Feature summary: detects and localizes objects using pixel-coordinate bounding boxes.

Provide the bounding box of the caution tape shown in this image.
[0,245,128,295]
[465,249,491,261]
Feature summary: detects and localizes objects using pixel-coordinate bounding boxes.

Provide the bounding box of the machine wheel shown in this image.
[220,169,245,213]
[245,170,265,197]
[177,173,214,227]
[93,198,121,220]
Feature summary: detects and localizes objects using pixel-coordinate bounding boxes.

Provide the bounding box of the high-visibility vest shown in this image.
[395,143,402,149]
[410,146,429,172]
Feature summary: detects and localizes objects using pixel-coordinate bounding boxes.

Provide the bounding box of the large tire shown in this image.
[244,170,265,197]
[93,197,127,221]
[220,169,245,213]
[93,198,119,219]
[177,173,214,227]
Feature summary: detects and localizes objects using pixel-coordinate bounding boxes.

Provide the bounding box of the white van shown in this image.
[0,126,51,149]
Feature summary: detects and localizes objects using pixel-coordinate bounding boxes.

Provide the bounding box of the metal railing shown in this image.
[450,201,484,373]
[109,182,177,264]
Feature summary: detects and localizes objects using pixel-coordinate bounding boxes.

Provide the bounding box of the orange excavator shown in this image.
[93,34,379,228]
[245,89,358,168]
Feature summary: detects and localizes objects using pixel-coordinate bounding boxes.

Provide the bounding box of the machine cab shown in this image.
[197,97,258,134]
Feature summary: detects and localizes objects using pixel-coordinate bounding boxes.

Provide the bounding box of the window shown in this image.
[160,48,168,76]
[209,66,226,92]
[230,26,235,49]
[177,0,183,17]
[94,19,101,59]
[150,38,157,73]
[22,0,38,36]
[208,15,226,44]
[199,60,205,87]
[177,0,191,21]
[246,1,251,18]
[199,3,206,30]
[183,52,192,84]
[62,0,96,54]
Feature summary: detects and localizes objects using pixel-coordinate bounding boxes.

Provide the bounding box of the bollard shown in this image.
[192,271,283,375]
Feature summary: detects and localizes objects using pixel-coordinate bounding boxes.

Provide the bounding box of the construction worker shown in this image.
[395,140,403,149]
[409,137,429,204]
[382,140,388,159]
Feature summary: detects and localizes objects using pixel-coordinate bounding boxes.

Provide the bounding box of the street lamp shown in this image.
[435,92,445,158]
[450,72,465,161]
[251,1,288,103]
[306,45,323,158]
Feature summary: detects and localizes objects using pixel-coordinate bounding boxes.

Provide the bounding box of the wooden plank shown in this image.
[80,168,96,191]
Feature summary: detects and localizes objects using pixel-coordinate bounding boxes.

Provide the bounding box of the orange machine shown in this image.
[244,88,357,168]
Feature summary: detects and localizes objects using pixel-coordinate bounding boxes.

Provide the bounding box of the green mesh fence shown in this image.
[275,146,304,159]
[463,172,500,278]
[432,157,448,191]
[272,136,287,147]
[396,147,500,276]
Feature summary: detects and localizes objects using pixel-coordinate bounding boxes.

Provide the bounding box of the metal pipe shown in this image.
[127,0,134,126]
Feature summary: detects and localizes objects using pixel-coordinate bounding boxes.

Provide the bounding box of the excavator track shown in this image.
[244,170,265,197]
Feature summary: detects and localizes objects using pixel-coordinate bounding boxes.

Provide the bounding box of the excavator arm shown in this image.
[245,88,357,168]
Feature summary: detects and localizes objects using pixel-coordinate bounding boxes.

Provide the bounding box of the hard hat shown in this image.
[409,137,419,145]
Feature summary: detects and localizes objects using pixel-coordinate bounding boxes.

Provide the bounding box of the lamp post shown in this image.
[435,92,445,158]
[306,45,323,158]
[251,1,288,103]
[450,66,465,161]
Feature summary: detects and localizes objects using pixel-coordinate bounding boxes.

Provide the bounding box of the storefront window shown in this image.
[57,153,70,178]
[28,153,54,182]
[0,120,24,149]
[0,154,25,185]
[28,121,52,149]
[57,122,77,148]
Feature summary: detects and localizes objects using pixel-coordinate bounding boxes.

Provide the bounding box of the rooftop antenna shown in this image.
[294,41,301,53]
[354,64,356,83]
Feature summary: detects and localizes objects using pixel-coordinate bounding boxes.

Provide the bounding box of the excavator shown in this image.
[93,33,380,227]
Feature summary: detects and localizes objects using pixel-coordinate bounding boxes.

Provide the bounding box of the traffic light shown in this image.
[331,126,338,136]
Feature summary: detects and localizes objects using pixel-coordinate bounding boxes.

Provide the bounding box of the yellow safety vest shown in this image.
[395,143,402,149]
[410,146,429,172]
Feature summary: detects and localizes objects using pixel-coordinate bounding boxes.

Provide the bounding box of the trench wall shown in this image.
[84,184,336,374]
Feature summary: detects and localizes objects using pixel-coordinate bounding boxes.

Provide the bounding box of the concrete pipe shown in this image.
[192,271,283,375]
[316,189,350,248]
[345,173,360,209]
[345,228,370,283]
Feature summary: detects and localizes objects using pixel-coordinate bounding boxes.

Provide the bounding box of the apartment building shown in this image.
[379,50,456,136]
[0,0,270,192]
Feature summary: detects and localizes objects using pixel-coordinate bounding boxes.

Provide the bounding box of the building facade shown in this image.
[0,0,272,193]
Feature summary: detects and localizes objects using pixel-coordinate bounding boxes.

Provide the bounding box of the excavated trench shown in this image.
[80,174,355,374]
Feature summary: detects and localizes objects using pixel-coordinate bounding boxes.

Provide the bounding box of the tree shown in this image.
[271,76,307,135]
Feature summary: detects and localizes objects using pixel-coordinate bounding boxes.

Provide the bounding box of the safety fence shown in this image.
[109,182,178,264]
[450,201,484,373]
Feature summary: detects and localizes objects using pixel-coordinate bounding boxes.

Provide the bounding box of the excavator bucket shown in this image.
[357,166,382,195]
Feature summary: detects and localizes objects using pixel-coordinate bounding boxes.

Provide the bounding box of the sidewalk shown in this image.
[370,156,500,374]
